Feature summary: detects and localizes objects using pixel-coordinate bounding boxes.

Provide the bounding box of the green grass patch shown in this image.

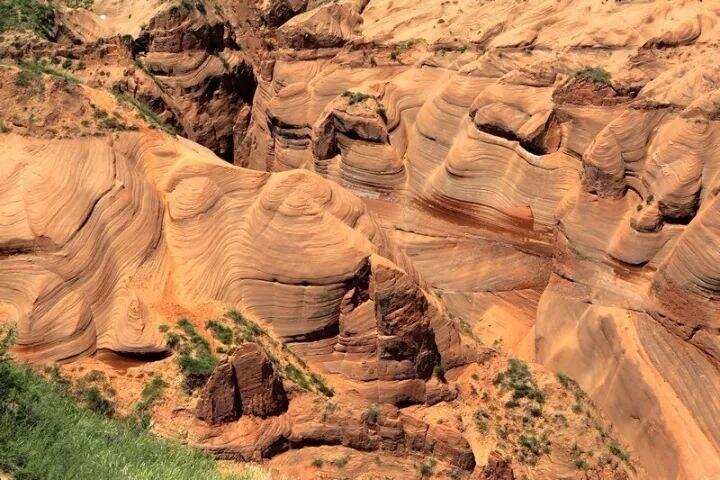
[0,0,55,37]
[0,326,264,480]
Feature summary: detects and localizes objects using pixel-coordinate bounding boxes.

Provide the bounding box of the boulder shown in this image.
[231,343,289,418]
[196,343,288,423]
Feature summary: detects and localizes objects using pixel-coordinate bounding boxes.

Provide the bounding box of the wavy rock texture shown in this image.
[5,0,720,478]
[0,128,468,404]
[238,1,720,478]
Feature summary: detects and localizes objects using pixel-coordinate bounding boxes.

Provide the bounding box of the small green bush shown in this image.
[206,319,234,345]
[79,385,114,416]
[575,66,611,85]
[518,433,550,464]
[494,359,545,405]
[175,318,219,391]
[134,376,167,413]
[418,457,437,477]
[433,362,446,382]
[228,309,262,341]
[608,441,630,462]
[341,90,371,105]
[366,403,380,424]
[474,409,489,433]
[311,458,324,468]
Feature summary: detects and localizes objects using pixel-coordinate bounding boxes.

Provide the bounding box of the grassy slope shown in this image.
[0,330,263,480]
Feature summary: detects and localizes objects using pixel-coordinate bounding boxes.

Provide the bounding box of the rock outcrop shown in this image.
[197,343,288,424]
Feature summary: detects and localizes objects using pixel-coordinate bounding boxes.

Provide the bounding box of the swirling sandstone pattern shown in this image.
[0,128,467,400]
[5,0,720,478]
[238,1,720,478]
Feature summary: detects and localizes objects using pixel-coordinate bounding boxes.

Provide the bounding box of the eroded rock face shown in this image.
[115,5,258,162]
[231,343,288,417]
[197,343,287,424]
[8,0,720,478]
[238,1,720,477]
[196,360,240,424]
[199,397,475,470]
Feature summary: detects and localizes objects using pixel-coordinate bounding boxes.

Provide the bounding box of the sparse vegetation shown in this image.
[113,91,177,134]
[494,359,545,405]
[206,319,234,345]
[433,362,446,382]
[228,309,262,341]
[332,454,349,468]
[135,375,167,413]
[171,318,219,392]
[311,458,324,468]
[20,59,80,84]
[389,39,419,61]
[126,375,167,430]
[0,0,55,37]
[366,403,380,424]
[518,432,551,465]
[341,90,371,105]
[608,441,630,462]
[418,457,437,478]
[0,325,265,480]
[575,66,612,85]
[474,408,489,433]
[65,0,93,8]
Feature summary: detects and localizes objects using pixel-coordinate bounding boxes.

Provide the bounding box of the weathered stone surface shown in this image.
[196,360,240,424]
[231,343,288,418]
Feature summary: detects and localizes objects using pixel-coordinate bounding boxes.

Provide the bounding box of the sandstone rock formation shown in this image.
[4,0,720,479]
[196,343,288,424]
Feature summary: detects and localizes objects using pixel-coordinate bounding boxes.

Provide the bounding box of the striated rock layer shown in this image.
[5,0,720,478]
[236,1,720,478]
